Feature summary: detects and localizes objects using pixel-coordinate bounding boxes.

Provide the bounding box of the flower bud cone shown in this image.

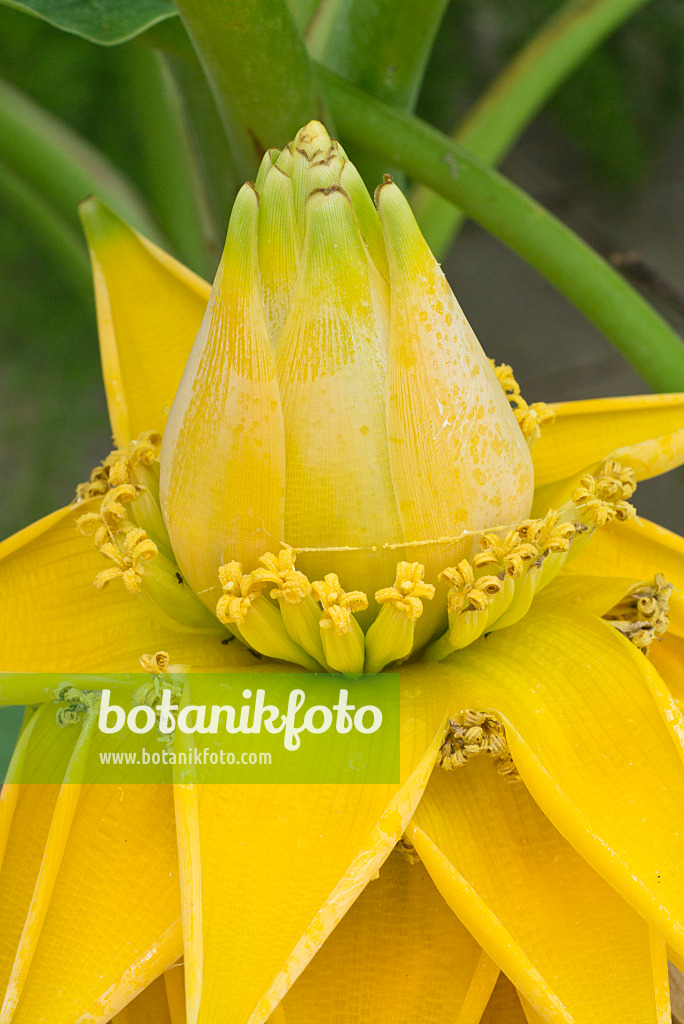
[160,183,286,604]
[276,184,402,614]
[378,182,534,626]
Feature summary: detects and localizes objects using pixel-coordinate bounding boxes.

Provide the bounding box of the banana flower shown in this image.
[1,122,684,1024]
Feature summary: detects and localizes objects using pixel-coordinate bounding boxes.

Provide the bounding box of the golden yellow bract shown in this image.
[0,121,684,1024]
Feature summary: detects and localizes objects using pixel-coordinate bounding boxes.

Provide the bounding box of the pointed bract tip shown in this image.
[374,177,403,208]
[306,183,349,203]
[234,180,261,210]
[373,174,398,209]
[302,183,354,236]
[78,195,129,245]
[255,149,280,193]
[220,181,261,267]
[291,120,334,161]
[376,179,427,268]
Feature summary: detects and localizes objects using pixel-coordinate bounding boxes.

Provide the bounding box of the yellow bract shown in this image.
[377,180,534,588]
[410,756,668,1023]
[160,184,286,604]
[280,845,499,1024]
[174,665,452,1023]
[80,198,210,447]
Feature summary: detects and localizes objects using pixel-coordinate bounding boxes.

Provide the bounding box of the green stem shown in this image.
[171,0,324,180]
[309,0,449,110]
[320,68,684,391]
[137,19,239,256]
[127,47,217,276]
[0,79,162,244]
[0,157,91,301]
[163,52,239,260]
[308,0,450,190]
[412,0,652,259]
[286,0,323,33]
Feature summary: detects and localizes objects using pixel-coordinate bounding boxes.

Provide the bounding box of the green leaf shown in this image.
[285,0,322,33]
[161,51,239,263]
[0,78,163,242]
[308,0,450,187]
[320,66,684,392]
[126,47,221,277]
[0,0,175,44]
[309,0,449,110]
[172,0,323,181]
[0,157,91,299]
[412,0,653,260]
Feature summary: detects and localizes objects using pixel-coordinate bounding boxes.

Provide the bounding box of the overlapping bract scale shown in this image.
[174,667,452,1024]
[533,394,684,488]
[160,183,286,601]
[438,600,684,961]
[279,846,498,1024]
[0,499,259,689]
[410,756,669,1024]
[0,708,182,1024]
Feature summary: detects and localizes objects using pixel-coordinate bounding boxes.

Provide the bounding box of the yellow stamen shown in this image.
[253,549,311,604]
[107,434,161,488]
[54,685,99,726]
[139,651,171,674]
[375,562,435,620]
[440,561,503,614]
[74,470,109,503]
[101,484,139,528]
[93,528,159,594]
[311,574,368,673]
[134,651,183,712]
[490,359,556,445]
[426,460,638,660]
[253,550,327,665]
[312,574,368,636]
[80,470,217,631]
[76,484,138,546]
[75,431,171,563]
[571,459,637,526]
[604,574,673,654]
[365,563,435,673]
[216,561,258,627]
[439,710,519,781]
[74,431,161,502]
[216,562,321,671]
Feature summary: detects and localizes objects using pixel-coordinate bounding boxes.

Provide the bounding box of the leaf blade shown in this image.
[0,0,175,45]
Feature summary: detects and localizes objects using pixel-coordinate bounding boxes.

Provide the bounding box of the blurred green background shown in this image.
[2,0,684,766]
